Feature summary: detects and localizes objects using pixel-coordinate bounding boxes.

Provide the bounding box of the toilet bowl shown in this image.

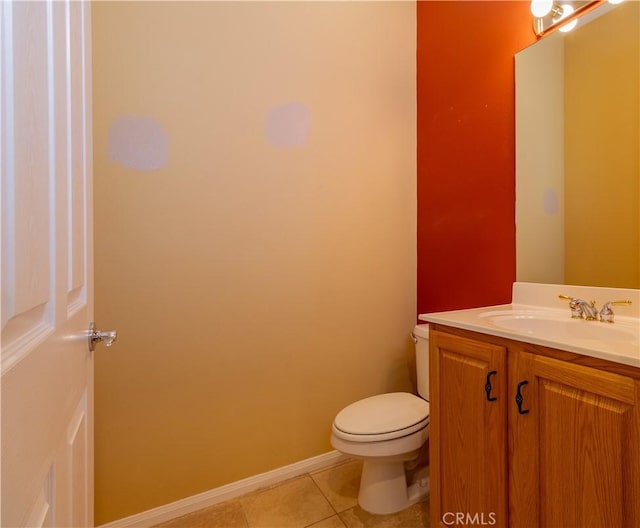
[330,324,431,515]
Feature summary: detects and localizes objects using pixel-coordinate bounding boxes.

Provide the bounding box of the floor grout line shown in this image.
[305,470,340,528]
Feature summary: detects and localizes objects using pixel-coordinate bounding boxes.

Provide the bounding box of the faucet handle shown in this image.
[599,300,632,323]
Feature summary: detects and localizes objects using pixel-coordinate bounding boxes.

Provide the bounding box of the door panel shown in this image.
[539,380,627,526]
[1,0,53,370]
[1,1,94,526]
[430,330,508,528]
[510,350,640,528]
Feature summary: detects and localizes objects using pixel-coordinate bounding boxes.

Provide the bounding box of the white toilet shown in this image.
[330,324,431,515]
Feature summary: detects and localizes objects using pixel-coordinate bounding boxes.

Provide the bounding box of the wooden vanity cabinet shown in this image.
[429,325,640,528]
[429,329,509,528]
[508,346,640,528]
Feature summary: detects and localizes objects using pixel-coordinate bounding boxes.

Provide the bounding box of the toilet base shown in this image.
[358,459,430,515]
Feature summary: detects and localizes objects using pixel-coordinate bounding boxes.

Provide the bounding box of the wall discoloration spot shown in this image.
[108,116,169,171]
[543,188,559,215]
[265,102,310,148]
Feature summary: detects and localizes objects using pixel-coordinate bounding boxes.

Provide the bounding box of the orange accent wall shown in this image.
[417,2,535,313]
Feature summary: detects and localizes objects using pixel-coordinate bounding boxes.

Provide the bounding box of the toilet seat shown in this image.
[332,392,429,443]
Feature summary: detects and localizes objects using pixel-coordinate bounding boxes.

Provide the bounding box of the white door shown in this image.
[1,1,97,526]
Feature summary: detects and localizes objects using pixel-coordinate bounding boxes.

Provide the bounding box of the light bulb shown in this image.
[557,4,578,32]
[531,0,554,17]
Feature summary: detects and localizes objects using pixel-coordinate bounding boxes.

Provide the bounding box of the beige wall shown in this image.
[516,35,565,285]
[92,2,416,524]
[564,1,639,287]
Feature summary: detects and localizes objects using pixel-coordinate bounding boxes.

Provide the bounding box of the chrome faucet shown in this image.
[559,295,599,320]
[599,300,632,323]
[573,298,599,320]
[559,295,632,322]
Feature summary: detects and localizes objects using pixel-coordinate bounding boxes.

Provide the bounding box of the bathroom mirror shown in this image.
[515,1,639,289]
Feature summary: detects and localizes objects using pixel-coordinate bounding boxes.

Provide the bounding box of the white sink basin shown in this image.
[420,283,640,367]
[479,310,638,343]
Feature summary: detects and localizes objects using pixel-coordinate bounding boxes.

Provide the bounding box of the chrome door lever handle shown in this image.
[88,322,117,352]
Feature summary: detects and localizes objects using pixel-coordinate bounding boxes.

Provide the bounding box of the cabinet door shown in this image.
[430,330,508,528]
[509,350,640,527]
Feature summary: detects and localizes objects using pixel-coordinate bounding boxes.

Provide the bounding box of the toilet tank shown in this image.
[413,324,430,400]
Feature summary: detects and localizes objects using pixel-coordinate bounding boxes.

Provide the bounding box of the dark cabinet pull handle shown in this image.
[485,370,497,402]
[516,380,529,415]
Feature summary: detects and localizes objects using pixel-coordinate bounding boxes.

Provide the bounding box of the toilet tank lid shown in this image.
[413,324,429,339]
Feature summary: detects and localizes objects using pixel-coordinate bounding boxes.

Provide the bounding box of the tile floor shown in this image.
[153,459,430,528]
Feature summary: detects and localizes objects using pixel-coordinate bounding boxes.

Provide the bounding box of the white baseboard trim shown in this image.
[98,450,349,528]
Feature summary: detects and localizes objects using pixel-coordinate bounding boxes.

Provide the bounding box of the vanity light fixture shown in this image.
[531,0,605,37]
[558,4,579,32]
[530,0,563,18]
